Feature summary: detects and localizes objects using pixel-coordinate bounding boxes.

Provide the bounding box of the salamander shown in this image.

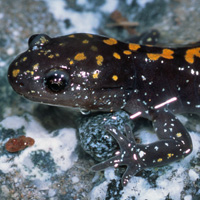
[8,33,200,186]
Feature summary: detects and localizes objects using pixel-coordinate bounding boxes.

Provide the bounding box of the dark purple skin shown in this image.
[8,33,200,186]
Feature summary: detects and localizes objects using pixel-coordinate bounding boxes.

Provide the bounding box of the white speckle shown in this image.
[126,0,133,5]
[99,0,119,13]
[48,189,56,197]
[137,0,154,8]
[76,0,88,6]
[76,85,81,90]
[188,169,199,181]
[0,60,6,67]
[0,115,27,130]
[143,101,147,105]
[72,176,79,184]
[184,195,192,200]
[134,89,139,93]
[154,146,159,151]
[45,0,100,33]
[0,13,4,19]
[89,181,108,200]
[149,81,153,85]
[141,75,146,81]
[104,167,117,181]
[176,114,188,125]
[178,67,184,71]
[7,47,15,56]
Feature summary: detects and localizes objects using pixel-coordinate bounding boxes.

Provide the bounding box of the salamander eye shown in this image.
[28,34,51,48]
[44,69,69,93]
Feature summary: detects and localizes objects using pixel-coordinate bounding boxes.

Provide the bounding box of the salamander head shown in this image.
[8,33,134,112]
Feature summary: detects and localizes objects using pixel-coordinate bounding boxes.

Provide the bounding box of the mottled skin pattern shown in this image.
[8,33,200,186]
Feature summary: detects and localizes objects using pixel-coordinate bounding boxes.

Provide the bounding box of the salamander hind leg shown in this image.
[91,109,193,187]
[147,109,193,167]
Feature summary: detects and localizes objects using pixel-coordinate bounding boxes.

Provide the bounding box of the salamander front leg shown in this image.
[91,125,146,186]
[91,109,193,187]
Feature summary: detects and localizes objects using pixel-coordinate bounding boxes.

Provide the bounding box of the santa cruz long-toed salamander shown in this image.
[8,33,200,186]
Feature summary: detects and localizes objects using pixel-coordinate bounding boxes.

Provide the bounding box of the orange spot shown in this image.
[103,38,118,45]
[147,53,160,61]
[185,47,200,64]
[32,63,39,71]
[176,132,182,138]
[167,153,174,158]
[113,52,121,59]
[91,45,98,51]
[96,55,104,66]
[44,50,51,56]
[25,70,34,76]
[12,69,20,77]
[123,50,132,55]
[40,36,49,45]
[162,49,174,59]
[22,57,27,62]
[112,75,118,81]
[147,49,174,61]
[92,71,99,79]
[48,54,54,59]
[74,53,87,61]
[129,43,141,51]
[87,34,93,38]
[68,34,75,38]
[82,39,89,44]
[69,60,74,65]
[157,158,163,162]
[146,44,153,47]
[5,136,35,153]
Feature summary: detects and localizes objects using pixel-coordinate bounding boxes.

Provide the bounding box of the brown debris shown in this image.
[108,10,138,35]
